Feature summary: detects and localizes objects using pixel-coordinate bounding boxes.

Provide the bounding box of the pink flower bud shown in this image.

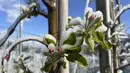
[49,48,54,53]
[91,15,95,21]
[58,48,62,52]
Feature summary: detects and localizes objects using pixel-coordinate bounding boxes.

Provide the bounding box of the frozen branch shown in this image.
[0,10,48,47]
[113,4,130,25]
[42,0,54,8]
[6,36,47,53]
[116,63,130,71]
[0,14,27,47]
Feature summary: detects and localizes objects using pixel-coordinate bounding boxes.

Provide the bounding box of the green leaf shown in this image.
[44,34,56,46]
[95,21,102,30]
[92,31,112,49]
[96,32,104,41]
[41,61,52,72]
[85,36,95,50]
[62,61,66,68]
[63,32,76,45]
[64,46,81,54]
[102,39,112,49]
[66,54,88,67]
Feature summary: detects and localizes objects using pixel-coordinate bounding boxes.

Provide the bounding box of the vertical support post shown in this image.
[96,0,113,73]
[57,0,68,46]
[56,0,69,73]
[116,0,120,24]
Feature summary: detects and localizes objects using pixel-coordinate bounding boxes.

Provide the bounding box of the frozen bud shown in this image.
[29,3,36,10]
[95,11,103,21]
[21,5,30,14]
[90,14,95,21]
[48,43,55,53]
[84,7,93,19]
[58,48,62,52]
[49,48,54,53]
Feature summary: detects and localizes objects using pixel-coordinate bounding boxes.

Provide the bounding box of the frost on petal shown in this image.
[48,43,56,49]
[44,34,56,45]
[96,23,107,32]
[68,17,82,26]
[95,11,103,21]
[84,7,93,18]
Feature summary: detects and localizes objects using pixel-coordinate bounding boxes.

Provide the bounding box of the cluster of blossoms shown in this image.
[41,7,111,72]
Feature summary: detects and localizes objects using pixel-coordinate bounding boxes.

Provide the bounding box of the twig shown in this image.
[0,10,48,47]
[6,36,47,53]
[116,63,130,71]
[0,14,27,47]
[41,0,54,8]
[113,4,130,25]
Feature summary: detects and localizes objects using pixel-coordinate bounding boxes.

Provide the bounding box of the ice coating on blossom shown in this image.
[60,29,74,45]
[73,25,84,32]
[44,34,56,44]
[68,17,82,26]
[61,44,72,51]
[95,11,103,21]
[48,43,56,50]
[28,3,36,9]
[96,23,107,32]
[84,7,93,19]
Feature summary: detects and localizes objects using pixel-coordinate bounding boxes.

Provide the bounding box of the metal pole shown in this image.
[57,0,69,73]
[96,0,113,73]
[116,0,120,24]
[57,0,68,46]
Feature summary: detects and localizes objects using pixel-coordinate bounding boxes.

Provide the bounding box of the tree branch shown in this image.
[113,4,130,25]
[116,63,130,71]
[0,14,27,47]
[0,10,48,47]
[6,36,47,53]
[42,0,54,8]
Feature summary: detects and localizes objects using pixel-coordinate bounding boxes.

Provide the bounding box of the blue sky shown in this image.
[0,0,130,37]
